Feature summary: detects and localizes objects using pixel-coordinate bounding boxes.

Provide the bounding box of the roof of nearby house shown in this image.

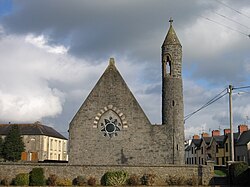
[203,137,212,145]
[236,130,250,146]
[185,145,191,151]
[192,139,202,147]
[223,132,240,144]
[0,122,67,140]
[213,135,225,147]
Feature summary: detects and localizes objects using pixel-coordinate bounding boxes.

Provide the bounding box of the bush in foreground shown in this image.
[29,167,45,186]
[14,173,29,186]
[102,170,129,186]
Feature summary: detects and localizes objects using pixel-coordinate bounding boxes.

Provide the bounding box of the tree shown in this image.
[0,137,3,158]
[2,125,25,161]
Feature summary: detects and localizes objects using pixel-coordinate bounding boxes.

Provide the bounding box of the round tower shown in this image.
[162,19,184,164]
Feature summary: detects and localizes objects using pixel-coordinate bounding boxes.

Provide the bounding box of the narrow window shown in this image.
[176,144,178,150]
[166,56,171,75]
[172,100,175,107]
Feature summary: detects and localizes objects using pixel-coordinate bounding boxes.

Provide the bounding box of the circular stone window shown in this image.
[101,116,121,138]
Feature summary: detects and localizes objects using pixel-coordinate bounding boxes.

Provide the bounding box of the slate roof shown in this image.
[0,122,67,140]
[224,132,240,144]
[236,130,250,146]
[203,137,212,145]
[213,135,225,147]
[192,139,202,147]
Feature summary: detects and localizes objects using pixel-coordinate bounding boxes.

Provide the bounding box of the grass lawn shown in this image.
[214,169,227,177]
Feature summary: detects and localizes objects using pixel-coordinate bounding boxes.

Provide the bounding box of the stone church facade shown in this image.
[69,20,184,165]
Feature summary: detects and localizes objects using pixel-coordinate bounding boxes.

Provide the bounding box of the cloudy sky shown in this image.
[0,0,249,139]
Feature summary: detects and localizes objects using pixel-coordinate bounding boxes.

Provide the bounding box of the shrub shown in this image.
[185,175,198,186]
[1,177,12,186]
[14,173,29,186]
[47,174,57,186]
[56,177,72,186]
[29,167,45,186]
[229,162,249,185]
[87,176,96,186]
[141,173,156,186]
[127,174,141,185]
[166,174,184,185]
[102,170,129,186]
[73,175,87,186]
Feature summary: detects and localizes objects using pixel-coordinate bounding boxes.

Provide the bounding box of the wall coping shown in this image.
[0,162,204,168]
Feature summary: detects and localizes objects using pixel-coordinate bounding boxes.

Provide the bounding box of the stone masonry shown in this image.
[69,20,185,165]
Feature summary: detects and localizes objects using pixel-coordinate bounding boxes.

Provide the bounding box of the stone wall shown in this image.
[0,162,214,186]
[69,61,178,165]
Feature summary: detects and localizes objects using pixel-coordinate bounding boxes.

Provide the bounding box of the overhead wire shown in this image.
[214,0,250,20]
[200,15,249,37]
[233,85,250,90]
[185,85,250,122]
[213,11,250,30]
[184,88,228,122]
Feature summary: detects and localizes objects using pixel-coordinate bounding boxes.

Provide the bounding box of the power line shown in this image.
[213,11,250,30]
[184,88,227,122]
[233,85,250,90]
[214,0,250,20]
[201,15,250,38]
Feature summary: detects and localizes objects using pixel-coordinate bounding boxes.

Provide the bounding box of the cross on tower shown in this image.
[169,17,173,26]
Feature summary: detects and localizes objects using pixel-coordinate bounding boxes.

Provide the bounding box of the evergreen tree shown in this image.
[2,125,25,161]
[0,137,3,158]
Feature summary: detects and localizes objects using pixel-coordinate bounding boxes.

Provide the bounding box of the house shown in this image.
[198,133,211,165]
[235,124,250,164]
[185,135,201,164]
[185,124,250,166]
[0,121,68,162]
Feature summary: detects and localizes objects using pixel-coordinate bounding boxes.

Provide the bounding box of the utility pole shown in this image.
[228,85,234,162]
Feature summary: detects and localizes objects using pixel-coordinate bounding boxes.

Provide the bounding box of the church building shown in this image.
[68,20,185,165]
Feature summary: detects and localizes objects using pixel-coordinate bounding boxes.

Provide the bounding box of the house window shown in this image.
[191,147,194,154]
[54,140,57,151]
[216,145,219,153]
[225,143,228,152]
[192,157,193,164]
[195,157,197,164]
[50,139,53,151]
[216,157,219,165]
[202,158,204,165]
[59,141,61,151]
[222,157,225,165]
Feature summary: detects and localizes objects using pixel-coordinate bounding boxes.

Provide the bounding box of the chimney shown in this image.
[224,129,231,135]
[193,134,200,139]
[238,124,248,134]
[212,130,220,137]
[201,132,209,138]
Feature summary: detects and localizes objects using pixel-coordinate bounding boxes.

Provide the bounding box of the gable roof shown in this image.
[191,139,202,147]
[70,58,151,128]
[0,122,67,140]
[213,135,225,147]
[203,137,212,145]
[236,130,250,146]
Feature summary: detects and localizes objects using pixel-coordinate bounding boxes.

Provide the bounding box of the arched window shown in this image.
[166,55,171,75]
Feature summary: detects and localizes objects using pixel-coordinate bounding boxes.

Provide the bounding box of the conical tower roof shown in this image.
[162,18,181,46]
